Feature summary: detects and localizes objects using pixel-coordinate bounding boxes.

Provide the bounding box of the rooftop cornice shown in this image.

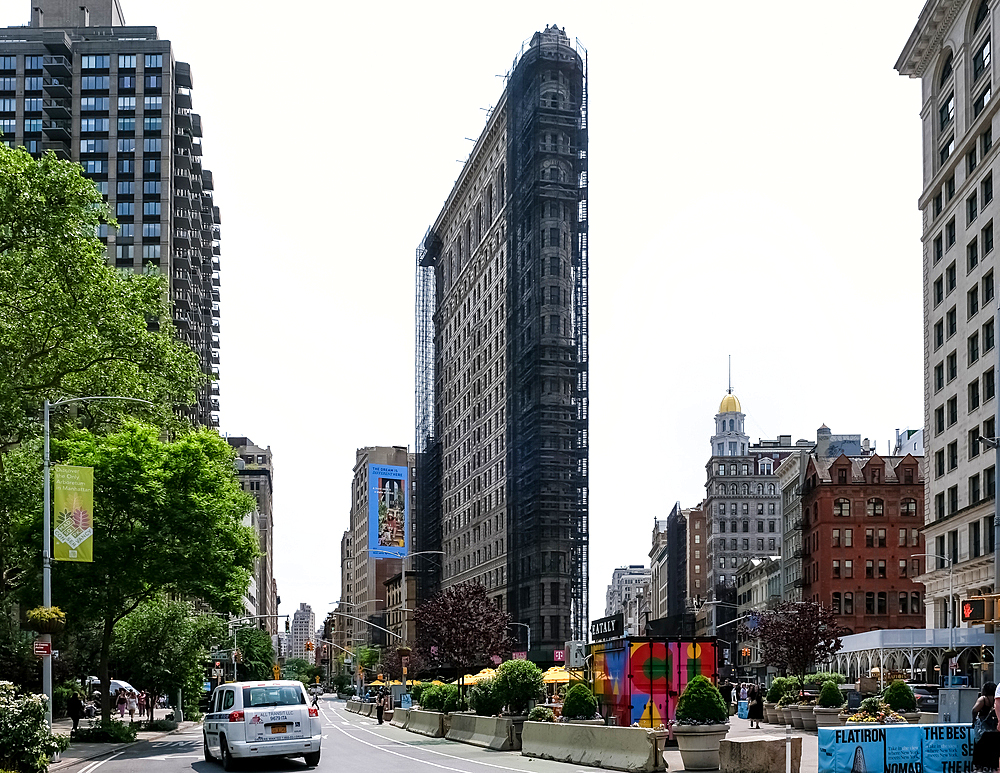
[895,0,966,78]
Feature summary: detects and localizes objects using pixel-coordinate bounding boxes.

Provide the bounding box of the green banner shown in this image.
[53,465,94,562]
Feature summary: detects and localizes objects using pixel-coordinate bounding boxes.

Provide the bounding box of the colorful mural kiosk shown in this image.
[588,613,718,728]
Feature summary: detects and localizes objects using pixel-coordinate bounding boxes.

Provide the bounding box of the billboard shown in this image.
[368,464,408,557]
[53,465,94,562]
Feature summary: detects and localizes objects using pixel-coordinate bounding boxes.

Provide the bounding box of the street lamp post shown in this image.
[41,395,151,728]
[912,552,954,672]
[509,621,531,659]
[362,549,444,646]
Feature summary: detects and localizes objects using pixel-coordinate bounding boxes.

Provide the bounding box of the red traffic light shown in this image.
[215,661,221,668]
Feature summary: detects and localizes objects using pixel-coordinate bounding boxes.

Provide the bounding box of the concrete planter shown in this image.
[902,712,921,724]
[672,723,730,771]
[522,721,669,772]
[788,704,804,729]
[837,713,851,725]
[799,705,817,731]
[812,706,842,728]
[763,702,778,724]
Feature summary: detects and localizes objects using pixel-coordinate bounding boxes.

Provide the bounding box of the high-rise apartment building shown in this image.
[897,0,999,629]
[414,24,589,660]
[0,0,221,426]
[290,603,315,660]
[229,437,277,635]
[604,565,650,617]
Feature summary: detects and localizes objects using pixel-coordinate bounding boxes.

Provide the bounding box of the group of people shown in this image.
[113,688,157,723]
[720,681,765,729]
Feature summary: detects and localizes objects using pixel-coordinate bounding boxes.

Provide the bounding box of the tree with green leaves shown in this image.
[110,596,226,717]
[45,423,258,721]
[233,626,276,682]
[0,142,205,607]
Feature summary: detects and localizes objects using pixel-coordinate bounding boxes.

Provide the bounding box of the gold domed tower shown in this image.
[712,388,748,457]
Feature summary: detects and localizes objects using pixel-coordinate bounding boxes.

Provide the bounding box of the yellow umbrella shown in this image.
[430,680,446,686]
[389,680,402,685]
[369,680,385,686]
[542,666,570,684]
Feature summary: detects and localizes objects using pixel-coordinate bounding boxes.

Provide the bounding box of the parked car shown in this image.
[910,685,939,714]
[203,680,321,770]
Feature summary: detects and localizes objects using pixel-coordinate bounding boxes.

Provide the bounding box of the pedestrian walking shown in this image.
[127,690,138,722]
[137,691,146,719]
[747,685,764,729]
[67,692,84,732]
[739,683,748,701]
[115,689,127,718]
[376,690,387,724]
[145,691,156,720]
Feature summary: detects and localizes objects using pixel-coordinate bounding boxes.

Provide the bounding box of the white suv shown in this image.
[203,680,321,769]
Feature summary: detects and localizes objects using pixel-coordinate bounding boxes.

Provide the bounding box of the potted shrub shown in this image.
[527,706,555,722]
[846,696,906,725]
[813,680,845,728]
[672,675,729,771]
[883,680,920,724]
[561,684,600,724]
[469,679,505,717]
[494,659,543,717]
[777,691,797,727]
[25,606,66,635]
[799,697,818,731]
[764,678,788,724]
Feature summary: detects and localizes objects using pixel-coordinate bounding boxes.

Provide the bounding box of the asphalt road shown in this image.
[57,696,597,773]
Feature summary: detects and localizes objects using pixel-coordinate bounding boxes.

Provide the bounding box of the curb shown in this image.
[50,721,200,770]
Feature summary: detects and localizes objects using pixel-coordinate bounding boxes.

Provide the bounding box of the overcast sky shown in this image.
[3,0,930,629]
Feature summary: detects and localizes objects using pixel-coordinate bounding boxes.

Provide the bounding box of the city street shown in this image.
[54,696,648,773]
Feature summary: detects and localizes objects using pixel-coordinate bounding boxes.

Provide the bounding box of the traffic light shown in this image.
[962,595,999,633]
[285,619,290,633]
[741,648,751,658]
[215,661,221,669]
[305,641,314,652]
[234,648,243,664]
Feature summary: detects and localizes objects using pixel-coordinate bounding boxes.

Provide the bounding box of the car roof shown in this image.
[217,680,304,688]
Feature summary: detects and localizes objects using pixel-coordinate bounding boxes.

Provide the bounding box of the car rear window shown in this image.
[242,686,305,707]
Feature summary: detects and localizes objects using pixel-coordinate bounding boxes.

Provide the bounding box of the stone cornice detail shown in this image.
[896,0,965,78]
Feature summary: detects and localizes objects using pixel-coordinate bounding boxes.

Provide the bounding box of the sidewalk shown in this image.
[50,708,199,771]
[661,714,818,772]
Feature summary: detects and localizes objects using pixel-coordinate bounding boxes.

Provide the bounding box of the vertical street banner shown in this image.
[53,465,94,562]
[368,464,408,557]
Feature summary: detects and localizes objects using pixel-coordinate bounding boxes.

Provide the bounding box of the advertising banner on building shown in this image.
[818,724,966,773]
[368,464,408,557]
[53,465,94,562]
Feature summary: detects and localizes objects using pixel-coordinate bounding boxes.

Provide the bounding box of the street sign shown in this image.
[212,668,223,678]
[33,641,51,657]
[401,655,409,668]
[512,651,527,660]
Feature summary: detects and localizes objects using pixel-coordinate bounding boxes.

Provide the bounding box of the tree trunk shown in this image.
[99,615,114,723]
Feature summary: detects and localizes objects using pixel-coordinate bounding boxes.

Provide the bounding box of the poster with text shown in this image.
[53,465,94,562]
[368,464,408,557]
[920,724,973,773]
[818,725,922,773]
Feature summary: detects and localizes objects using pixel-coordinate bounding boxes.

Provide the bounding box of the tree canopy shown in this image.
[738,601,850,689]
[414,583,512,673]
[47,423,258,719]
[0,143,204,456]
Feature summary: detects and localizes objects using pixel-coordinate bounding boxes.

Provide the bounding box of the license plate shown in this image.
[270,724,286,734]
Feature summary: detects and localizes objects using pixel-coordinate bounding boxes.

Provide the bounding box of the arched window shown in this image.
[729,419,735,431]
[901,498,918,516]
[742,484,749,495]
[768,484,775,495]
[975,0,990,33]
[742,520,750,533]
[757,484,764,495]
[867,498,885,517]
[834,498,851,517]
[730,484,737,495]
[940,51,954,87]
[730,520,737,533]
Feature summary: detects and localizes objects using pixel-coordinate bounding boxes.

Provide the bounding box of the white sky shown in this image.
[2,0,930,629]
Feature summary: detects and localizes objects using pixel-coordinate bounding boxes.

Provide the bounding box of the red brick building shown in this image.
[798,453,925,634]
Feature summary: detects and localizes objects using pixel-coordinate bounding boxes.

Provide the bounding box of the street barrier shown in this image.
[407,709,445,738]
[362,702,375,717]
[446,714,518,751]
[346,699,362,713]
[521,720,667,772]
[390,707,410,729]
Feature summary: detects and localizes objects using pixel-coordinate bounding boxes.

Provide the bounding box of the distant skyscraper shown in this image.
[414,24,589,659]
[0,0,222,426]
[290,603,315,660]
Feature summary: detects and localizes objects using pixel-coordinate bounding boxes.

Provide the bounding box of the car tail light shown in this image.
[309,707,319,717]
[228,711,245,722]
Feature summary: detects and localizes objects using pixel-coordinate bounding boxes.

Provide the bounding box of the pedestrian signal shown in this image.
[963,598,987,622]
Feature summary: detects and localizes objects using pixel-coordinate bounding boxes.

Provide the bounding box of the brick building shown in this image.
[799,453,926,633]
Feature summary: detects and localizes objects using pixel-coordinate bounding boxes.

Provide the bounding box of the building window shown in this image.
[834,499,850,517]
[985,172,995,205]
[974,38,992,82]
[948,307,958,337]
[969,241,980,273]
[936,449,946,477]
[844,592,854,615]
[866,529,875,548]
[866,591,875,613]
[986,368,996,400]
[948,395,958,425]
[971,380,981,411]
[985,221,995,255]
[832,593,842,614]
[844,560,853,578]
[899,528,907,547]
[948,440,959,470]
[833,561,841,578]
[935,320,944,349]
[972,474,982,505]
[940,93,955,130]
[935,363,945,392]
[866,498,884,517]
[878,560,886,579]
[941,136,955,164]
[987,319,996,353]
[877,591,887,614]
[935,234,945,263]
[902,498,917,517]
[949,485,959,514]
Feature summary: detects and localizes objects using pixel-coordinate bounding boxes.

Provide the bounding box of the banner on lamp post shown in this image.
[53,465,94,562]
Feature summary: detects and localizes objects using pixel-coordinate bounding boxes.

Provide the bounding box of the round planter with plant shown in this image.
[672,675,729,771]
[882,680,920,723]
[561,684,598,721]
[813,680,845,728]
[846,696,907,724]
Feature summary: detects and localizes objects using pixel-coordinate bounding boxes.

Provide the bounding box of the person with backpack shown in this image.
[972,681,1000,772]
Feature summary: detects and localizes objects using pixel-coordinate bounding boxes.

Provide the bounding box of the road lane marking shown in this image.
[79,752,124,773]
